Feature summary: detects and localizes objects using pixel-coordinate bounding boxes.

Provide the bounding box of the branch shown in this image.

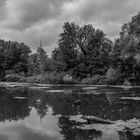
[71,35,87,55]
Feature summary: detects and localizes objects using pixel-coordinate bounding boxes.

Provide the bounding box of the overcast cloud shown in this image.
[0,0,140,54]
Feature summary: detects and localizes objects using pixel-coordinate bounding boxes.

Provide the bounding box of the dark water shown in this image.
[0,84,140,140]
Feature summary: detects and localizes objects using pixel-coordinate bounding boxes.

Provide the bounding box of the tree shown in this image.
[0,45,5,80]
[2,40,31,74]
[54,22,112,79]
[28,47,48,75]
[27,53,40,75]
[0,40,31,77]
[37,47,48,73]
[52,48,67,72]
[113,12,140,82]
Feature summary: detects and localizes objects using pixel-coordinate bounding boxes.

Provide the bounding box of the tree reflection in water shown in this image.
[0,86,140,140]
[33,95,49,119]
[34,91,140,121]
[118,129,140,140]
[0,87,31,122]
[58,116,102,140]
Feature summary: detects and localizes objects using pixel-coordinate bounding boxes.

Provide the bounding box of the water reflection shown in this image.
[0,88,30,122]
[118,130,140,140]
[35,92,140,121]
[58,116,102,140]
[0,85,140,140]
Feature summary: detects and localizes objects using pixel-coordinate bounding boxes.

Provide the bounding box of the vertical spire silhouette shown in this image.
[40,38,42,48]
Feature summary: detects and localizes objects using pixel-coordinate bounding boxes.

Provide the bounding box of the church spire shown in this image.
[40,38,42,48]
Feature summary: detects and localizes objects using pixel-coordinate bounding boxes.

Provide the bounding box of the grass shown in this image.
[19,72,78,84]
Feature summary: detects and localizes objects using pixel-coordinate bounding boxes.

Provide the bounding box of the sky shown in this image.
[0,0,140,54]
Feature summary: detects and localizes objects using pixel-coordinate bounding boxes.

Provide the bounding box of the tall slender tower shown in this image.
[40,38,42,48]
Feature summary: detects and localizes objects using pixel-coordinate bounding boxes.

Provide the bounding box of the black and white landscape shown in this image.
[0,0,140,140]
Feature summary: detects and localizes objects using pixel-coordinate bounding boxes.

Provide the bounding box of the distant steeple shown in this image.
[40,38,42,48]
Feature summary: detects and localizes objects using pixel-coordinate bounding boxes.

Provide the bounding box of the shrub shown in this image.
[63,74,77,84]
[0,71,5,81]
[20,72,78,84]
[5,74,22,82]
[81,77,92,84]
[105,67,123,85]
[81,74,105,84]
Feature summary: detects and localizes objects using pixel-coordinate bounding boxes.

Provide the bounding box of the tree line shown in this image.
[1,12,140,84]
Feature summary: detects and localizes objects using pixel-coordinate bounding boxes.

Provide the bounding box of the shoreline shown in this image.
[0,81,140,88]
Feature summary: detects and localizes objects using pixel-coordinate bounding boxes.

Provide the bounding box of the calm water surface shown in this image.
[0,84,140,140]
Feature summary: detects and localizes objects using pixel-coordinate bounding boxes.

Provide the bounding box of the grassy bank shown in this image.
[3,73,110,85]
[3,72,135,85]
[5,72,78,84]
[3,73,106,85]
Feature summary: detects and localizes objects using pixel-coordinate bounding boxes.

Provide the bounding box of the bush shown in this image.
[81,77,92,84]
[63,74,78,84]
[44,72,65,84]
[81,74,105,84]
[5,74,22,82]
[0,71,5,81]
[105,67,123,85]
[20,72,78,84]
[19,75,43,83]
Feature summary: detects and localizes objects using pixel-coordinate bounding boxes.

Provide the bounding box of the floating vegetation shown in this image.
[82,116,114,124]
[120,97,140,101]
[46,90,65,93]
[13,97,26,99]
[69,115,87,123]
[105,92,116,94]
[29,86,49,89]
[86,91,101,95]
[83,87,98,90]
[76,118,140,136]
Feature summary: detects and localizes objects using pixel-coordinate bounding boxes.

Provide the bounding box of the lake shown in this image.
[0,82,140,140]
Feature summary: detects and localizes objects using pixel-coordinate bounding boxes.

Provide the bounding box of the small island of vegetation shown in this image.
[1,12,140,85]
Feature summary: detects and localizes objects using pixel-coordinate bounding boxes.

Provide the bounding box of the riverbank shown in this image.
[1,72,139,86]
[1,81,140,89]
[2,73,118,85]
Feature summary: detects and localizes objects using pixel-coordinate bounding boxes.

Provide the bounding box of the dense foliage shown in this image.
[0,40,31,80]
[1,12,140,84]
[52,22,112,79]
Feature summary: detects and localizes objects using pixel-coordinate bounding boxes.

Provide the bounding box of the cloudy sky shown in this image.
[0,0,140,54]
